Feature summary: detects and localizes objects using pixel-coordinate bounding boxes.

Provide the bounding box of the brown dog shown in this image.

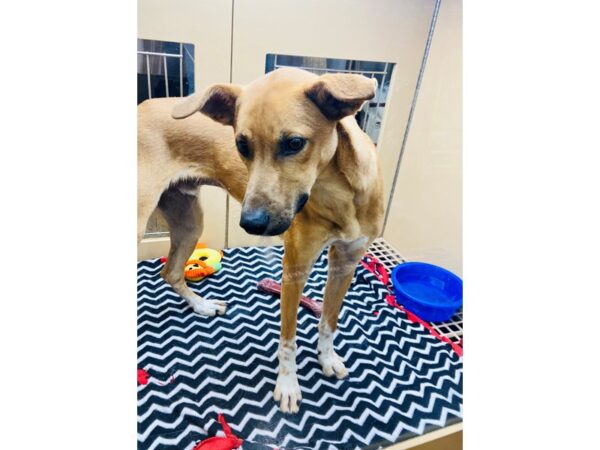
[137,67,384,413]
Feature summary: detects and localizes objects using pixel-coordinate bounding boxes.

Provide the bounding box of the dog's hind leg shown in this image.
[157,185,226,317]
[317,239,369,379]
[138,180,166,244]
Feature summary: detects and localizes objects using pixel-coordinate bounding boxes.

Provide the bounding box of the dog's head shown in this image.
[172,68,376,236]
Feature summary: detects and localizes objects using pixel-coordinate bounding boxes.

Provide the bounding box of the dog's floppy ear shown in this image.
[305,74,377,121]
[171,84,242,125]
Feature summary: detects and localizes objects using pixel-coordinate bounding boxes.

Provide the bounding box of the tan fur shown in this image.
[138,67,384,413]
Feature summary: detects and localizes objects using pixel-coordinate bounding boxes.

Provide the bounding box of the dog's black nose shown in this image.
[240,208,270,235]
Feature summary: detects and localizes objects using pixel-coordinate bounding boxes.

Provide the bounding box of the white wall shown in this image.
[383,0,462,276]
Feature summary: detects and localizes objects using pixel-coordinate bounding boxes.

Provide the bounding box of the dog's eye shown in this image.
[281,136,306,156]
[236,137,251,159]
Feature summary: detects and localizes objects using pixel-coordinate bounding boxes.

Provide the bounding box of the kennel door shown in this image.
[137,0,234,256]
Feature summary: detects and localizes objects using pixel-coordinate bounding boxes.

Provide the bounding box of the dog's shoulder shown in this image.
[335,117,381,194]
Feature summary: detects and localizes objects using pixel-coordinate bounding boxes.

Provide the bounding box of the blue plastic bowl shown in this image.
[391,262,462,323]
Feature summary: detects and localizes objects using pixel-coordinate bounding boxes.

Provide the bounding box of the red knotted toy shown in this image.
[193,414,243,450]
[137,369,150,385]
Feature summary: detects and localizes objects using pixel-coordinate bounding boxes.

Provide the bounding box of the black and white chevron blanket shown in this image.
[138,246,463,450]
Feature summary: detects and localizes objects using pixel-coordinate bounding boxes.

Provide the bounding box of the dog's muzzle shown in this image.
[240,194,309,236]
[240,208,271,235]
[239,207,292,236]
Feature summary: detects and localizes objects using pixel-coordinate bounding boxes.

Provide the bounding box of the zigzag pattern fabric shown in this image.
[138,246,463,450]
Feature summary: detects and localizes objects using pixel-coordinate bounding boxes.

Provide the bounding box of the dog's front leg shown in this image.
[318,241,369,379]
[274,228,325,413]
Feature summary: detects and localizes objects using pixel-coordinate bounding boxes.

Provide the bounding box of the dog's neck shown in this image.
[307,118,383,238]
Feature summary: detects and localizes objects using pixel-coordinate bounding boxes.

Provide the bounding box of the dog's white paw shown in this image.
[273,373,302,413]
[318,351,348,379]
[189,298,227,317]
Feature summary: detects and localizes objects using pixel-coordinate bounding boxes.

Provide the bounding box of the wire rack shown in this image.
[367,238,463,344]
[137,41,185,100]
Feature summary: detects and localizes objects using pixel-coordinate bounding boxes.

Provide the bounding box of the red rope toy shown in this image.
[192,414,243,450]
[361,254,463,357]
